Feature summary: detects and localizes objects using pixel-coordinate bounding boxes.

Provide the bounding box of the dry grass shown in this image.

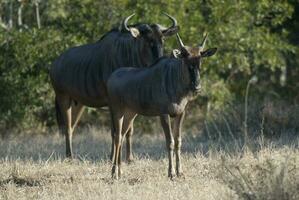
[0,127,298,200]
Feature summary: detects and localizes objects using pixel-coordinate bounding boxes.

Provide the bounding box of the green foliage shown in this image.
[0,0,298,130]
[0,28,76,128]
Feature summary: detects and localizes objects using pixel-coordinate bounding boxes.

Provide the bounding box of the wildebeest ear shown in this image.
[201,48,217,57]
[162,26,180,37]
[129,27,140,38]
[172,49,181,58]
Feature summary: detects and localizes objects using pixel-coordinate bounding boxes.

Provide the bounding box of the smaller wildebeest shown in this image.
[50,13,179,160]
[107,33,217,179]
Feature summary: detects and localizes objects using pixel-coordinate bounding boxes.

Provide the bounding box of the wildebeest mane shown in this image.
[147,56,168,67]
[96,23,156,43]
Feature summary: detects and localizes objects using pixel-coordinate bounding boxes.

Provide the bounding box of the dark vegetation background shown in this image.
[0,0,298,136]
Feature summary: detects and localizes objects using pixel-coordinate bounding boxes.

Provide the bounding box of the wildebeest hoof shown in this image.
[169,174,176,180]
[64,157,74,163]
[118,169,122,179]
[177,172,185,179]
[127,158,135,164]
[111,173,119,180]
[111,166,119,180]
[111,172,119,180]
[168,171,176,180]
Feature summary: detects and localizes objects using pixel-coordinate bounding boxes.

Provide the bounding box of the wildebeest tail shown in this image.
[55,97,64,135]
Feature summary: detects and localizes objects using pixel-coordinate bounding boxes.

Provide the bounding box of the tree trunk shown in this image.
[35,0,41,29]
[18,2,24,27]
[8,1,13,29]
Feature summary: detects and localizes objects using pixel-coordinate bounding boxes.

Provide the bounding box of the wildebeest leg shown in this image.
[71,102,84,131]
[110,111,116,162]
[56,95,73,158]
[111,112,123,180]
[125,125,134,163]
[160,115,175,179]
[173,111,185,177]
[109,108,134,164]
[118,112,136,176]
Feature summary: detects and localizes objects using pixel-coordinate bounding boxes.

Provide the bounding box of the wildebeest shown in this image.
[50,13,179,159]
[107,33,217,179]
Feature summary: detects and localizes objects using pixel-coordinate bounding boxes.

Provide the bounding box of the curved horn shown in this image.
[176,33,184,48]
[200,33,208,49]
[163,12,177,30]
[123,13,136,32]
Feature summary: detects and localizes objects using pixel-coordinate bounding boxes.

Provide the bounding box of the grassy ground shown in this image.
[0,126,298,200]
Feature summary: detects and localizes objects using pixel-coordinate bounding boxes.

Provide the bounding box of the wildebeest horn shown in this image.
[200,33,208,49]
[176,33,184,48]
[163,12,177,30]
[123,13,136,32]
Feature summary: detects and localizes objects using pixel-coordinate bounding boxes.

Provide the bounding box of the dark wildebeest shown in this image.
[107,33,217,179]
[50,13,179,159]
